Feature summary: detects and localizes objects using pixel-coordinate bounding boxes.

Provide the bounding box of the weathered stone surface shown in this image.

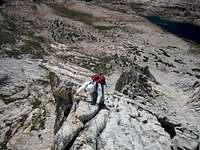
[97,95,173,150]
[53,113,84,150]
[1,0,200,150]
[115,65,157,99]
[71,109,109,150]
[53,99,100,150]
[0,58,56,150]
[190,81,200,113]
[49,72,75,134]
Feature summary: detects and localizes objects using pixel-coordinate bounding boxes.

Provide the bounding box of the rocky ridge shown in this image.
[0,0,200,150]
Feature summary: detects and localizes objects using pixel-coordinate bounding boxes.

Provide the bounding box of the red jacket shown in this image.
[91,75,106,84]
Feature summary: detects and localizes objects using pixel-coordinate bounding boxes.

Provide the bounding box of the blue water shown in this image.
[145,16,200,44]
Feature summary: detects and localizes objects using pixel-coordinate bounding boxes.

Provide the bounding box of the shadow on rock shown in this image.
[49,72,76,134]
[50,72,101,150]
[115,65,158,99]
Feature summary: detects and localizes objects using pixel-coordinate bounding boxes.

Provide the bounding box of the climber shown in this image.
[75,74,107,107]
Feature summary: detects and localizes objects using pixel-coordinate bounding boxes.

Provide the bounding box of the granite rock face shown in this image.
[115,65,157,98]
[0,0,200,150]
[115,65,200,150]
[190,81,200,113]
[52,74,174,150]
[0,58,55,150]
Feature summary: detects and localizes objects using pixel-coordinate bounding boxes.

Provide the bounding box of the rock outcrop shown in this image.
[0,58,55,150]
[51,76,174,150]
[190,81,200,113]
[115,65,200,150]
[49,72,75,134]
[115,65,157,98]
[0,0,200,150]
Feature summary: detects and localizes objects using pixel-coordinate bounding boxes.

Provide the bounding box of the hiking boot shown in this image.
[91,101,96,105]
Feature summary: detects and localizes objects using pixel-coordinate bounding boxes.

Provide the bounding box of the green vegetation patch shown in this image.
[50,4,96,26]
[0,11,17,46]
[31,97,42,109]
[0,29,16,46]
[0,142,7,150]
[27,31,47,43]
[59,53,114,75]
[92,55,114,74]
[94,25,116,31]
[0,10,48,58]
[189,43,200,55]
[31,109,46,131]
[50,4,116,31]
[20,39,46,59]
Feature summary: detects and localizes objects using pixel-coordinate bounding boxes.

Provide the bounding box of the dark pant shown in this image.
[90,91,104,105]
[91,91,97,105]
